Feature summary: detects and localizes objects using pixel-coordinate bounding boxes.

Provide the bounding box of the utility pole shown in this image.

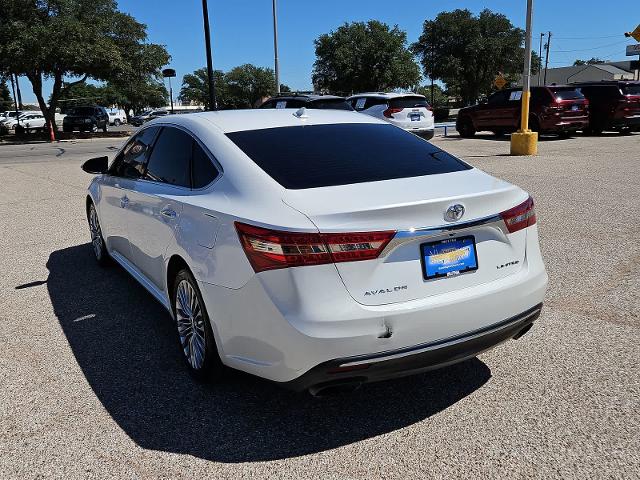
[538,33,545,85]
[510,0,537,156]
[201,0,217,110]
[272,0,280,93]
[543,31,552,85]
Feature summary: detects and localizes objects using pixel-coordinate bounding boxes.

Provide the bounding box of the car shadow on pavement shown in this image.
[46,244,491,463]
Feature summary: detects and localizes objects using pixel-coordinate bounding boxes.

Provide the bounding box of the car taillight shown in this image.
[500,196,536,233]
[426,105,433,111]
[235,222,395,272]
[383,107,402,118]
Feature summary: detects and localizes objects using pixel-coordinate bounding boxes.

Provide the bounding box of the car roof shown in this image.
[571,80,640,86]
[347,92,426,99]
[148,108,382,134]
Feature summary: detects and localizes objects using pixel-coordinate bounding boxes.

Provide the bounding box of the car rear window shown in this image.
[308,99,353,110]
[226,123,470,189]
[389,96,430,109]
[622,84,640,95]
[549,88,584,100]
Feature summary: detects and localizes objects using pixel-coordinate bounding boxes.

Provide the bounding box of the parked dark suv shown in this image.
[456,86,589,137]
[62,106,109,133]
[572,81,640,134]
[259,93,353,110]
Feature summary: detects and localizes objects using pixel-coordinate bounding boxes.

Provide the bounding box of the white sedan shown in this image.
[82,109,547,394]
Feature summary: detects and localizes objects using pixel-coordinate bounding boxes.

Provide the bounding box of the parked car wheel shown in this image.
[88,203,109,266]
[63,126,72,133]
[113,119,121,127]
[90,124,98,133]
[457,117,476,138]
[172,268,224,381]
[102,123,108,133]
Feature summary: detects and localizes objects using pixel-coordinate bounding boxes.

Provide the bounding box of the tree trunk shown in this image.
[26,71,56,135]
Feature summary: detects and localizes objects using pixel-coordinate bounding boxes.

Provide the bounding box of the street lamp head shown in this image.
[162,68,176,78]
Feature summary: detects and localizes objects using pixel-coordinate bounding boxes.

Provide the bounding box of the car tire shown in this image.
[103,123,108,133]
[528,116,540,133]
[88,202,110,266]
[90,124,98,133]
[492,130,506,137]
[558,131,571,139]
[172,268,224,381]
[457,117,476,138]
[63,127,71,133]
[114,119,121,127]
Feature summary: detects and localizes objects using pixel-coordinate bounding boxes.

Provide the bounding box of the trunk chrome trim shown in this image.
[379,214,506,257]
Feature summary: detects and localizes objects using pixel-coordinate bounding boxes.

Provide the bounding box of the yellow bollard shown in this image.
[510,90,538,155]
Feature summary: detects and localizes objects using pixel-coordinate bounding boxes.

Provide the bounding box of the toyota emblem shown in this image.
[445,204,465,222]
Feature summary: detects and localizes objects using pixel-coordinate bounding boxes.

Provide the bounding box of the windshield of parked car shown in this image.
[389,96,430,109]
[621,84,640,95]
[69,107,96,116]
[549,88,584,100]
[226,123,470,189]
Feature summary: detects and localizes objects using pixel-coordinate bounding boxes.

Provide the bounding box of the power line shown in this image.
[548,34,622,40]
[554,40,628,53]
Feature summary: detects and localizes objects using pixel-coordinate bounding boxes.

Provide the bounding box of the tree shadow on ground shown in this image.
[44,243,491,462]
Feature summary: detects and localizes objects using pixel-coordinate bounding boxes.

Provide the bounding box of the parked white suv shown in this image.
[348,93,435,139]
[107,108,127,126]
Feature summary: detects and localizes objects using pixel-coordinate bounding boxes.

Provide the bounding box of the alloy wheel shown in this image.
[175,279,207,370]
[88,206,103,260]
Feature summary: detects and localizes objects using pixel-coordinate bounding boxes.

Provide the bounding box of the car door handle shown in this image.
[120,196,129,208]
[160,207,177,219]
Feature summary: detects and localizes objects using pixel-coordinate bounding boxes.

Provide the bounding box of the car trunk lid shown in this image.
[283,169,529,306]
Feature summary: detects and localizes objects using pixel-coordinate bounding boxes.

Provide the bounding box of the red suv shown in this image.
[456,86,589,137]
[572,81,640,134]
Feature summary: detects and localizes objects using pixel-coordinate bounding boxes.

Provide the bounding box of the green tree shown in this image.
[0,0,170,130]
[179,68,226,108]
[573,57,606,66]
[312,20,420,94]
[225,64,276,108]
[412,9,538,104]
[179,65,286,109]
[0,79,13,111]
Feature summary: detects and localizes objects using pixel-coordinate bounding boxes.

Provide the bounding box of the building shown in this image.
[525,61,638,85]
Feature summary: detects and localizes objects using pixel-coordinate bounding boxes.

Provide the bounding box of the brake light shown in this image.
[426,105,433,111]
[235,222,395,272]
[383,107,402,118]
[500,196,536,233]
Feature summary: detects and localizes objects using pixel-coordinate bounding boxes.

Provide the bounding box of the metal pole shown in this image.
[543,31,551,85]
[538,33,544,86]
[272,0,280,93]
[168,77,174,114]
[201,0,217,110]
[520,0,534,132]
[9,74,19,124]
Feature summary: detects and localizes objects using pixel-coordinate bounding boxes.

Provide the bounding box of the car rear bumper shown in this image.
[282,303,542,392]
[610,114,640,128]
[198,227,547,385]
[540,118,589,132]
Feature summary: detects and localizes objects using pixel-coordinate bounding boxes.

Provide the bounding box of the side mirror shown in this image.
[82,156,109,174]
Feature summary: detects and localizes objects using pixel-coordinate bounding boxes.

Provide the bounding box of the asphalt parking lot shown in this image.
[0,132,638,479]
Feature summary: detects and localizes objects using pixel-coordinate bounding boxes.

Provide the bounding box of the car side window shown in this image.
[144,127,192,188]
[353,97,366,110]
[191,141,219,189]
[109,126,160,179]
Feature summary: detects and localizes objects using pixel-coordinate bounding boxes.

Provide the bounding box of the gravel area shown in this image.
[0,132,638,479]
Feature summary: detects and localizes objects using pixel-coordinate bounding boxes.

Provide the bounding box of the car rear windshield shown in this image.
[549,88,584,100]
[69,107,97,115]
[226,123,470,189]
[308,99,353,110]
[389,96,430,109]
[622,84,640,95]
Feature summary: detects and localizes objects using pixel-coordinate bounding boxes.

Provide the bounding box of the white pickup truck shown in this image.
[107,109,127,126]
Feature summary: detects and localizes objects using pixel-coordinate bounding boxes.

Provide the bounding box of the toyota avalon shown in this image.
[82,109,547,394]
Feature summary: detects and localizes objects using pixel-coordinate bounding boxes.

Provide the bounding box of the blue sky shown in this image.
[18,0,639,103]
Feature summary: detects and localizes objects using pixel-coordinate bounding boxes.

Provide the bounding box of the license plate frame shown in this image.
[410,113,421,121]
[420,236,479,280]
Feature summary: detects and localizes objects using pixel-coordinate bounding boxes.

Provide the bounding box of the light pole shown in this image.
[201,0,217,110]
[162,68,176,114]
[272,0,280,93]
[510,0,537,156]
[538,33,544,86]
